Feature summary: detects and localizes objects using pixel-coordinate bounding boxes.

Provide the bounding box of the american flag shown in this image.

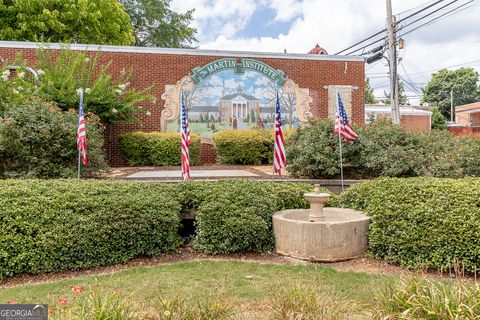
[180,93,191,181]
[273,92,286,174]
[77,89,88,167]
[334,93,358,142]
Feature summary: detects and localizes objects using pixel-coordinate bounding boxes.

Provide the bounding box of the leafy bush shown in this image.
[287,119,480,179]
[213,129,272,165]
[192,180,317,254]
[335,177,480,271]
[118,131,201,166]
[0,99,107,178]
[0,180,181,279]
[372,278,480,319]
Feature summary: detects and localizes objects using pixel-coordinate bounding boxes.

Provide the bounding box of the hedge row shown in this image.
[334,177,480,272]
[118,132,201,166]
[0,179,315,279]
[212,129,295,165]
[287,120,480,179]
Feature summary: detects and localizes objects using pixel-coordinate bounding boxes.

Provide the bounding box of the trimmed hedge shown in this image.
[287,119,480,178]
[118,131,201,166]
[191,180,317,254]
[0,180,181,279]
[213,129,296,165]
[334,177,480,272]
[0,179,317,278]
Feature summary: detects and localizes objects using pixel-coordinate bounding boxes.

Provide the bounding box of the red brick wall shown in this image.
[0,43,365,166]
[400,115,431,132]
[448,126,480,136]
[200,141,216,164]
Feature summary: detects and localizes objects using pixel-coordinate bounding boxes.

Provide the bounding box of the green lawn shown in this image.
[0,260,390,319]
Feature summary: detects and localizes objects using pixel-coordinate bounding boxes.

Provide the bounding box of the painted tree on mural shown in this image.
[264,81,297,129]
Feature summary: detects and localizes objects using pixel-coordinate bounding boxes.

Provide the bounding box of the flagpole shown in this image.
[77,89,83,180]
[335,91,345,192]
[180,91,184,181]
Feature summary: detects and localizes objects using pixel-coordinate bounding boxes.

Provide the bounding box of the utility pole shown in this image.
[386,0,400,124]
[450,89,454,122]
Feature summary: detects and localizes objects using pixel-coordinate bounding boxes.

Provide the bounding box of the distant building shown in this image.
[365,104,432,132]
[219,85,261,125]
[454,102,480,126]
[308,43,328,55]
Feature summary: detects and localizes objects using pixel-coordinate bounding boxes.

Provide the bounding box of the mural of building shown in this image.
[0,41,365,165]
[219,85,260,125]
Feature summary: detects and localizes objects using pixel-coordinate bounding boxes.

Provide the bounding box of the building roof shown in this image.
[365,104,432,116]
[220,92,259,101]
[455,102,480,114]
[308,43,328,55]
[189,105,219,113]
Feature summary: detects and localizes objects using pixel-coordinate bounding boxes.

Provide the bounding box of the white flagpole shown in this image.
[180,91,184,181]
[77,89,83,180]
[335,91,345,192]
[272,91,278,180]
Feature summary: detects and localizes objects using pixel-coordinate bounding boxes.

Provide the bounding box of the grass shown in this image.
[2,260,478,319]
[0,260,388,318]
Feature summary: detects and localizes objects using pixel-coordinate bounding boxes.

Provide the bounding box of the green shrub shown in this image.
[0,180,181,279]
[0,99,107,178]
[192,180,317,254]
[287,119,480,179]
[336,177,480,271]
[213,129,272,164]
[118,131,201,166]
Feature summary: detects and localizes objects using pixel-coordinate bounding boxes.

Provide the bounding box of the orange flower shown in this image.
[57,298,67,305]
[114,288,121,295]
[48,307,54,314]
[7,300,16,304]
[72,285,84,293]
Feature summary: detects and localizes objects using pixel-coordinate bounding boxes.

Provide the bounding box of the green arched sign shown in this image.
[190,58,288,87]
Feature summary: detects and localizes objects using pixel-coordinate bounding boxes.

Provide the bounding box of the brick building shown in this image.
[0,41,365,165]
[365,105,432,132]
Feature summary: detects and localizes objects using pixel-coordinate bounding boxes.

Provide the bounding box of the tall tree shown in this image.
[120,0,197,48]
[422,68,480,118]
[365,78,377,104]
[382,78,409,105]
[0,0,135,45]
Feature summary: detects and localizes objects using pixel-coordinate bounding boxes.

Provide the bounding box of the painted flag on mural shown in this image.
[180,93,191,181]
[334,93,358,142]
[273,92,287,174]
[77,89,88,167]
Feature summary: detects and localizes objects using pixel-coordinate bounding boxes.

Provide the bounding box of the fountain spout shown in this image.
[303,184,330,221]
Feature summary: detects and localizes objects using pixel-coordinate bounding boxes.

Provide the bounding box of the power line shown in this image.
[395,0,447,25]
[398,0,475,38]
[334,29,386,55]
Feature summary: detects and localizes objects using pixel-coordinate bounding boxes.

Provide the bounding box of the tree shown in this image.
[431,107,447,130]
[365,78,377,104]
[120,0,197,48]
[382,78,409,105]
[422,68,480,118]
[0,0,135,45]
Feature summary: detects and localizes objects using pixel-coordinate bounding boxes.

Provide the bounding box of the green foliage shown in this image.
[372,278,480,319]
[287,119,480,179]
[0,179,181,279]
[0,98,107,178]
[431,106,447,130]
[120,0,197,48]
[36,48,154,125]
[335,177,480,272]
[213,129,272,165]
[286,120,344,178]
[192,180,316,254]
[0,0,135,45]
[422,68,480,118]
[365,78,377,104]
[118,131,201,166]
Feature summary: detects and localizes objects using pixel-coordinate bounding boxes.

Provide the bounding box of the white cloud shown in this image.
[173,0,480,105]
[224,78,240,89]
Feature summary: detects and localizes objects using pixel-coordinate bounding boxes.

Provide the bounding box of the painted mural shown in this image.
[166,69,299,139]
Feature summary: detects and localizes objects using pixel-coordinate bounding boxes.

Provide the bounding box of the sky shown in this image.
[171,0,480,105]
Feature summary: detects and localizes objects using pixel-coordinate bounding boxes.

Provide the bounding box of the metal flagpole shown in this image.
[77,89,83,179]
[335,91,345,192]
[272,90,278,180]
[180,91,184,181]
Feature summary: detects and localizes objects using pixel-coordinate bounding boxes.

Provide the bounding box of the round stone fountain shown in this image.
[272,185,370,262]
